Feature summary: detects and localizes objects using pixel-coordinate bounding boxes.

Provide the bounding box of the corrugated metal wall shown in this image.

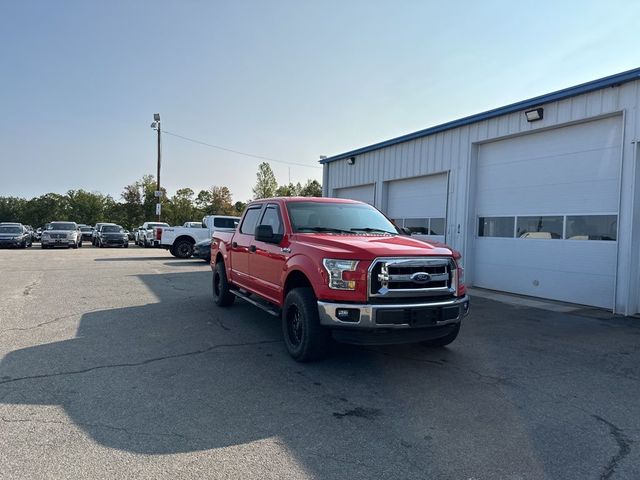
[324,80,640,314]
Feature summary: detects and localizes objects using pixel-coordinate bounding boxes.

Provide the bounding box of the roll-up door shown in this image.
[387,173,448,243]
[473,116,622,308]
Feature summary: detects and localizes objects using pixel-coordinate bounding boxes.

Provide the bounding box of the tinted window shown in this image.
[566,215,617,241]
[478,217,514,237]
[404,218,429,234]
[49,222,76,231]
[259,205,283,235]
[214,218,239,229]
[102,225,123,233]
[430,218,446,235]
[240,207,262,235]
[517,216,563,239]
[147,223,169,228]
[0,226,21,234]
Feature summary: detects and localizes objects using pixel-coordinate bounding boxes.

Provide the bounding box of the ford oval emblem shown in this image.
[411,272,431,284]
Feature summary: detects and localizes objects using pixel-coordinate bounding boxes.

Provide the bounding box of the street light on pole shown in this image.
[150,113,162,221]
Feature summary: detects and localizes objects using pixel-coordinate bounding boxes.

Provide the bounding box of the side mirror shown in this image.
[255,225,282,244]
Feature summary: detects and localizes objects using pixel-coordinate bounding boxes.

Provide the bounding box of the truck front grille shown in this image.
[368,257,456,299]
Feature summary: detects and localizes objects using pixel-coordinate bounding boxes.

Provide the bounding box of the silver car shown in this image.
[41,221,82,249]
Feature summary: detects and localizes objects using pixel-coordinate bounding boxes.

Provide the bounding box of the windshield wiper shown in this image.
[297,226,352,234]
[350,227,396,234]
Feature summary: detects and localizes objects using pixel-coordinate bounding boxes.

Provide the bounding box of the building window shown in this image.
[477,214,618,241]
[566,215,617,241]
[478,217,515,237]
[516,216,563,239]
[396,217,446,236]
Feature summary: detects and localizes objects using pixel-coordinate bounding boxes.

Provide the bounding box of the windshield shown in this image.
[80,227,92,232]
[0,226,21,234]
[102,225,123,233]
[48,223,76,231]
[287,201,398,234]
[147,223,168,228]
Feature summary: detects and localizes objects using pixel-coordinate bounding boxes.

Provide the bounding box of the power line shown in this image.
[161,129,321,169]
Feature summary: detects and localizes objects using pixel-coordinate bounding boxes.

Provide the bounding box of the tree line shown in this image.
[0,162,321,229]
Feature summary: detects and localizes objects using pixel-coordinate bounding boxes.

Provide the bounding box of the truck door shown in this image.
[250,203,288,304]
[230,205,263,290]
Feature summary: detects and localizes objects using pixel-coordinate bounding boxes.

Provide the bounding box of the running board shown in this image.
[231,290,280,317]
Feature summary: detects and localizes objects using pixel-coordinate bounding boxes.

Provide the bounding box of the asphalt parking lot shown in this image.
[1,246,639,479]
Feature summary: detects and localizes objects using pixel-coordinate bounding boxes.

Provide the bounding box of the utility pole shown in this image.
[151,113,162,221]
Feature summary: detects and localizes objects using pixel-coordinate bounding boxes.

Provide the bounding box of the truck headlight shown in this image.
[323,259,359,290]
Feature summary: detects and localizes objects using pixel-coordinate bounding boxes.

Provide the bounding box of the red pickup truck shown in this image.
[211,197,469,361]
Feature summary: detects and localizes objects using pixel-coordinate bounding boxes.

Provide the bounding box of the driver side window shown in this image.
[259,204,283,235]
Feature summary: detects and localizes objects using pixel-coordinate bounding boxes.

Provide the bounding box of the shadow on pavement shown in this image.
[1,271,639,478]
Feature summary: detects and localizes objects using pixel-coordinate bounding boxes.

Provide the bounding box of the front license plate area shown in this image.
[409,308,440,327]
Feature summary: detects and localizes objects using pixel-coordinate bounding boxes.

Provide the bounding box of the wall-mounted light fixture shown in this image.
[525,107,544,122]
[346,156,356,165]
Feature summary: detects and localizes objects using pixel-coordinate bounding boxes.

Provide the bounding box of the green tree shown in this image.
[66,189,108,226]
[252,162,278,199]
[0,197,27,223]
[233,201,247,216]
[275,182,302,197]
[299,179,322,197]
[170,188,196,225]
[210,186,235,215]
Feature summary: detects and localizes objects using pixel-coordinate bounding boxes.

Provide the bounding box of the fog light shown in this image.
[335,308,360,323]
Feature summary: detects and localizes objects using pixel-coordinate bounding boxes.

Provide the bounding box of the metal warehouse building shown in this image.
[321,68,640,315]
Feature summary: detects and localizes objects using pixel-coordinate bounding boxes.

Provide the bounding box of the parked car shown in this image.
[159,215,239,259]
[0,223,33,248]
[79,225,94,241]
[138,222,170,248]
[41,221,82,249]
[211,197,469,361]
[96,224,129,248]
[92,223,116,246]
[192,238,212,263]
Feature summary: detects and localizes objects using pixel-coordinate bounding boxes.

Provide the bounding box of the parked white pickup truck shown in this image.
[138,221,170,248]
[159,215,239,258]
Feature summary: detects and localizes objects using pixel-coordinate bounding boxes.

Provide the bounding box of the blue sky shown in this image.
[1,0,639,203]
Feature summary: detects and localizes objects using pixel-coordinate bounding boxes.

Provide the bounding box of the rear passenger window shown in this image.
[214,218,238,229]
[240,208,262,235]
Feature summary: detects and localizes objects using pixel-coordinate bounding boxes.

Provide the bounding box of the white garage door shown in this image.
[387,174,448,243]
[473,116,622,309]
[334,184,375,205]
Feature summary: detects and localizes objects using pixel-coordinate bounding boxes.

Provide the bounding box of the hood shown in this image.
[292,234,453,259]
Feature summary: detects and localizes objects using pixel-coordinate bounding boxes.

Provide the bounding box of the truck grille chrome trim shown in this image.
[368,257,456,298]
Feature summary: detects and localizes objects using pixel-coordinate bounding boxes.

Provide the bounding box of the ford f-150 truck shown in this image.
[159,215,240,259]
[211,197,469,362]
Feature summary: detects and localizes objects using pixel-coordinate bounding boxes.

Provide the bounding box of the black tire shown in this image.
[420,324,461,348]
[212,262,235,307]
[20,241,27,249]
[78,240,83,248]
[173,239,194,259]
[169,245,179,258]
[282,287,330,362]
[71,242,78,249]
[123,243,129,248]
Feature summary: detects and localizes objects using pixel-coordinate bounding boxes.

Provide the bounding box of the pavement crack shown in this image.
[593,414,634,479]
[23,280,38,296]
[0,311,88,333]
[0,339,281,386]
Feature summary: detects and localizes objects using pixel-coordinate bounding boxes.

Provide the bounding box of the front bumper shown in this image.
[41,238,74,246]
[0,239,21,247]
[318,295,469,330]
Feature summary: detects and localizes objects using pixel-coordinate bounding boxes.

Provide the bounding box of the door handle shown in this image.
[232,241,238,248]
[249,245,257,253]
